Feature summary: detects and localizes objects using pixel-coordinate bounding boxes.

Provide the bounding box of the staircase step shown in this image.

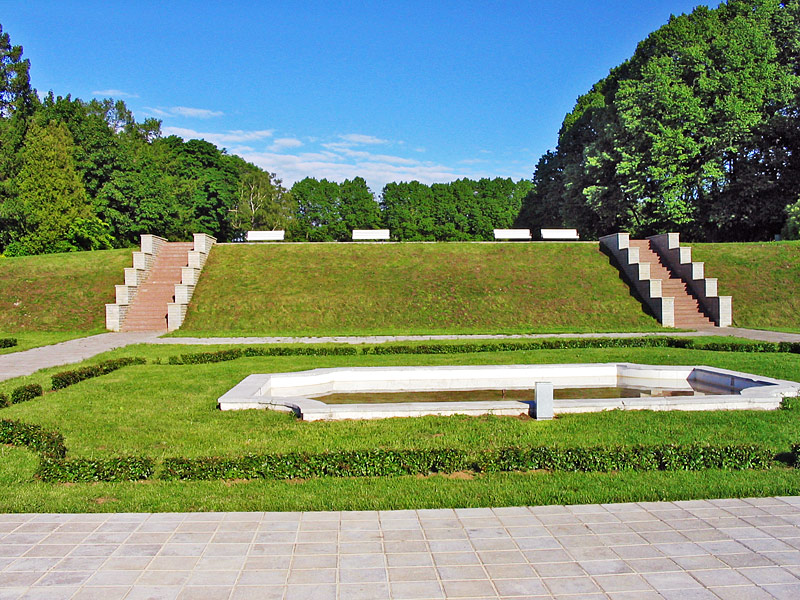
[121,241,192,332]
[628,239,714,328]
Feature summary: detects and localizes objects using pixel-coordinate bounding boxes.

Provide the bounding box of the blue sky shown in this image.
[3,0,706,192]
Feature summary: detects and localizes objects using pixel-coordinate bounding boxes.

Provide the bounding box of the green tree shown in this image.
[1,121,94,255]
[229,160,295,236]
[517,0,800,241]
[0,23,35,118]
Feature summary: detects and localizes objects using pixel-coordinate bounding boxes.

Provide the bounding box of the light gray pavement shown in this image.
[0,333,160,382]
[154,331,715,346]
[2,497,800,599]
[2,327,798,383]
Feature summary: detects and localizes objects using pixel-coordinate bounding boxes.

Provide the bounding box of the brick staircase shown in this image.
[120,242,194,332]
[627,239,714,329]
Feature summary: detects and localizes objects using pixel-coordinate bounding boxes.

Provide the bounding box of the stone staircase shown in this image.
[600,232,731,329]
[627,240,714,329]
[106,234,217,333]
[120,242,193,332]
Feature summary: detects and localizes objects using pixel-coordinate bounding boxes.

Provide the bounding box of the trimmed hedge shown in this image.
[37,456,155,483]
[0,337,17,349]
[10,383,43,404]
[168,345,358,365]
[164,337,800,365]
[160,444,774,482]
[51,357,147,390]
[0,418,66,458]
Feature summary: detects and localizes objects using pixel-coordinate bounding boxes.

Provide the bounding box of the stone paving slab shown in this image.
[1,497,800,599]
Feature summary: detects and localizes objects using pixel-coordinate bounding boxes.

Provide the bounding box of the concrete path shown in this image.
[154,331,715,346]
[2,327,798,384]
[720,328,800,344]
[0,333,160,382]
[1,497,800,599]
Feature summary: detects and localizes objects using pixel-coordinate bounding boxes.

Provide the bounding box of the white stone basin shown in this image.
[217,363,800,421]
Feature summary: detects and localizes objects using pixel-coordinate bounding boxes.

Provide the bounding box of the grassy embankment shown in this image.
[177,243,661,336]
[693,240,800,332]
[0,249,131,352]
[1,340,799,512]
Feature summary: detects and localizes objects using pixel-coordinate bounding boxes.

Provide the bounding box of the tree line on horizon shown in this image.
[2,0,800,257]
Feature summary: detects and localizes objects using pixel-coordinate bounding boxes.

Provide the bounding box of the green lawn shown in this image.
[692,241,800,332]
[176,243,661,336]
[0,249,130,333]
[1,342,799,512]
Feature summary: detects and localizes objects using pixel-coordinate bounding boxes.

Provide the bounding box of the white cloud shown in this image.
[268,138,304,152]
[338,133,389,145]
[162,126,274,146]
[144,106,224,119]
[236,147,485,193]
[158,126,509,192]
[92,89,139,98]
[171,106,224,118]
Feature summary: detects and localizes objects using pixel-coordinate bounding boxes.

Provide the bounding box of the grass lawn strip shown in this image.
[1,341,799,511]
[692,240,800,331]
[0,248,130,333]
[178,243,660,336]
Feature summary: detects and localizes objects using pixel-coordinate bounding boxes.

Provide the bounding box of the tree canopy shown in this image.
[517,0,800,241]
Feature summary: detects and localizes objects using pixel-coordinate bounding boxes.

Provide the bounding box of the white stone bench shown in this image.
[493,229,532,241]
[541,228,580,240]
[352,229,390,241]
[246,230,285,242]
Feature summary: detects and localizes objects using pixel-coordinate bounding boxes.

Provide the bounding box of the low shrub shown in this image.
[37,456,155,482]
[168,345,358,365]
[0,338,17,349]
[162,337,800,365]
[160,444,774,482]
[51,357,147,390]
[0,418,66,458]
[0,393,7,408]
[10,383,43,404]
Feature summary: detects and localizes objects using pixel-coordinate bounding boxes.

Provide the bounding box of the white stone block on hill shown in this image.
[493,229,531,240]
[352,229,390,240]
[246,230,285,241]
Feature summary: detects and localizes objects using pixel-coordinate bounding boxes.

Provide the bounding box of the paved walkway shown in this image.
[1,497,800,599]
[0,333,160,382]
[2,328,798,383]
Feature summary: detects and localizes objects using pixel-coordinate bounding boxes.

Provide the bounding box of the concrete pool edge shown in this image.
[217,363,800,421]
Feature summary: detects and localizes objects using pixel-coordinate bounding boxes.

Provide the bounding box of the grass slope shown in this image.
[178,243,660,336]
[0,249,130,335]
[1,342,799,512]
[692,241,800,332]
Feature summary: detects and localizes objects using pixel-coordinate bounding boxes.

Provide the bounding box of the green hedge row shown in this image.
[164,337,800,365]
[168,345,358,364]
[0,383,44,408]
[0,418,66,458]
[37,456,155,482]
[51,357,147,390]
[160,444,774,482]
[0,338,17,349]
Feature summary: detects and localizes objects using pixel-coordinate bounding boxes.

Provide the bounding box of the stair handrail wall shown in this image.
[105,234,168,331]
[599,233,675,327]
[167,233,217,331]
[647,233,732,327]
